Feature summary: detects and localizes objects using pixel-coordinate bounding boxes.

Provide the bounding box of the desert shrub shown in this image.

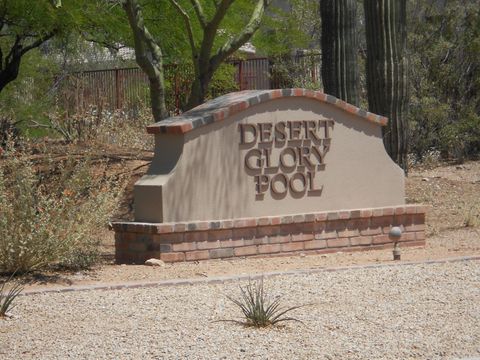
[92,107,154,150]
[270,54,322,90]
[33,106,154,150]
[409,97,480,162]
[464,204,480,228]
[0,144,125,273]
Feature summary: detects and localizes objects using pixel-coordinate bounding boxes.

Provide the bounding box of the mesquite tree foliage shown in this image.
[122,0,270,118]
[0,0,128,96]
[0,1,60,94]
[364,0,409,171]
[169,0,271,110]
[320,0,359,106]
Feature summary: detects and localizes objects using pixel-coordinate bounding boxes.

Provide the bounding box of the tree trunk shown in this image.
[186,79,204,111]
[149,74,168,122]
[186,65,214,110]
[0,57,21,94]
[0,32,55,95]
[320,0,359,106]
[124,0,168,122]
[364,0,409,172]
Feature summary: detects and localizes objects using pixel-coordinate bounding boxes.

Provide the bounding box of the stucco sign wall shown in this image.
[113,89,426,264]
[134,89,405,223]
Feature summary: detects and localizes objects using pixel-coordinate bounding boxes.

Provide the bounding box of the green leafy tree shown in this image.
[0,0,63,94]
[170,0,271,109]
[255,0,320,57]
[121,0,272,119]
[0,0,131,139]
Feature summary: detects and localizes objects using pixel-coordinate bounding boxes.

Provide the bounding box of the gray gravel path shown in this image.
[1,261,479,359]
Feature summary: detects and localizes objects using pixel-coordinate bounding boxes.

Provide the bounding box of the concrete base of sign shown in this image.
[112,205,427,264]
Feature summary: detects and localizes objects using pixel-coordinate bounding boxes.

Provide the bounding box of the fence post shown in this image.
[238,60,244,91]
[268,58,274,89]
[115,68,121,109]
[174,64,180,114]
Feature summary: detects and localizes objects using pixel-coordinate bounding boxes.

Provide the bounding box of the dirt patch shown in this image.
[407,161,480,233]
[16,227,480,291]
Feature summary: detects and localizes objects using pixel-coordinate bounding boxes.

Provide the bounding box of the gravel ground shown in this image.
[1,261,479,359]
[14,227,479,292]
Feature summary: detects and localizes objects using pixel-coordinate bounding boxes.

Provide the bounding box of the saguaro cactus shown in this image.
[364,0,409,172]
[320,0,359,106]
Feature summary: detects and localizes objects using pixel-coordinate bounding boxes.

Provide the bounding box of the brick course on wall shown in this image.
[112,205,427,264]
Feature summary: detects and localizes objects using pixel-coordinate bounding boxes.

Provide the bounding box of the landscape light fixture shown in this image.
[389,226,402,261]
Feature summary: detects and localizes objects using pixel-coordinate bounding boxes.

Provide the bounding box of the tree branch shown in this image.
[5,36,21,66]
[197,0,235,70]
[123,0,162,77]
[207,0,235,31]
[81,35,126,52]
[189,0,207,29]
[211,0,269,67]
[168,0,198,59]
[19,31,56,56]
[51,0,62,8]
[30,119,73,143]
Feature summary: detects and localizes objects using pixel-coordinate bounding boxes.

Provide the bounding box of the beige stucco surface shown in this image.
[134,97,405,222]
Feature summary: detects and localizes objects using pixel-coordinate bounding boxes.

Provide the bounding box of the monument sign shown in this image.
[112,89,426,263]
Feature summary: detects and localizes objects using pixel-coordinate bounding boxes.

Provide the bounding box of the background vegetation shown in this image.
[407,0,480,162]
[1,0,477,161]
[0,0,478,273]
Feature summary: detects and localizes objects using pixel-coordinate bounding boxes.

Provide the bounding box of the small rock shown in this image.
[299,252,306,258]
[422,177,429,182]
[144,258,165,267]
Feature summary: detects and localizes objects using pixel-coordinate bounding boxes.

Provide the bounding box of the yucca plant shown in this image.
[0,274,24,318]
[225,278,306,328]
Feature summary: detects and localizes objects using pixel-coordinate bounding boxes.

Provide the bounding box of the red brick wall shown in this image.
[113,205,427,264]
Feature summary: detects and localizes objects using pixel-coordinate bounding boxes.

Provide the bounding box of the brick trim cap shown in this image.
[146,89,388,135]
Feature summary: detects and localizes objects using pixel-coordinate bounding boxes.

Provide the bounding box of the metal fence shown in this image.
[58,67,148,115]
[58,54,322,115]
